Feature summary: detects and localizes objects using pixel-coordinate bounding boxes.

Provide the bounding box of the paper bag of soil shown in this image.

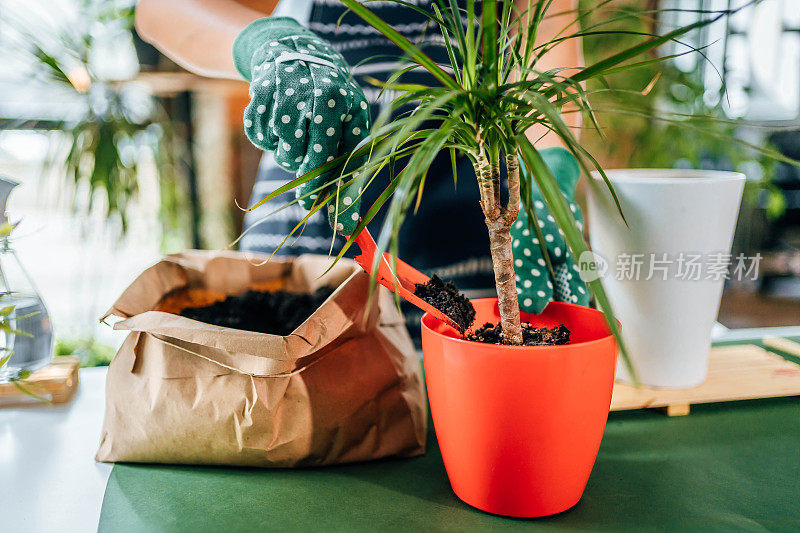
[95,251,426,467]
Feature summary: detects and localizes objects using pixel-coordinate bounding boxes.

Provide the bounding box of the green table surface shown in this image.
[99,339,800,532]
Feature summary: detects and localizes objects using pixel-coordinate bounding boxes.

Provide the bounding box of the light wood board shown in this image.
[0,356,80,407]
[611,344,800,416]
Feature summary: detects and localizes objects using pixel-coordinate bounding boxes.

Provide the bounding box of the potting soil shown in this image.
[465,322,571,346]
[413,275,476,332]
[179,286,335,336]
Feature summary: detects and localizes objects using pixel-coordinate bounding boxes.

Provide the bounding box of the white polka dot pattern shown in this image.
[241,27,372,235]
[509,147,590,313]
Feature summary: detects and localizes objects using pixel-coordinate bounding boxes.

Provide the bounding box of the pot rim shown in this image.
[421,298,616,351]
[589,169,745,184]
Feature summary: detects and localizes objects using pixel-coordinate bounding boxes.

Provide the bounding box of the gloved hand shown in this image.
[511,147,590,313]
[234,17,370,235]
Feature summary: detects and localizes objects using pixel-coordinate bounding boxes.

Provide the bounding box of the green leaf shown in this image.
[520,90,629,227]
[0,222,17,238]
[481,0,498,86]
[12,380,51,404]
[569,7,733,85]
[339,0,459,90]
[516,134,636,382]
[0,321,33,337]
[449,147,458,189]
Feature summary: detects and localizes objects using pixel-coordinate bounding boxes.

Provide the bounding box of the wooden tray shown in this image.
[611,340,800,416]
[0,356,80,407]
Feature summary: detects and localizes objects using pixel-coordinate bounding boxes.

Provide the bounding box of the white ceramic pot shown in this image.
[587,169,745,388]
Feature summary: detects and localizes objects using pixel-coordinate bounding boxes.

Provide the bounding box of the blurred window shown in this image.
[663,0,800,121]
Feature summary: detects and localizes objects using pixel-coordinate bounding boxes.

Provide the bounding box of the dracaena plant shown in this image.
[250,0,782,374]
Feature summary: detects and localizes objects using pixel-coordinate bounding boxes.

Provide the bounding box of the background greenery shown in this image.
[578,0,785,221]
[10,0,192,246]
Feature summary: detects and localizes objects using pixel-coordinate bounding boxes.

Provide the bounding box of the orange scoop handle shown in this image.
[352,228,457,328]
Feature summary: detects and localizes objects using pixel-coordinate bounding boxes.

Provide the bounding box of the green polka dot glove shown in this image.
[234,17,370,235]
[511,147,590,314]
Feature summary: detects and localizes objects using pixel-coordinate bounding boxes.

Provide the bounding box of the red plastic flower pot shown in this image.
[421,298,618,518]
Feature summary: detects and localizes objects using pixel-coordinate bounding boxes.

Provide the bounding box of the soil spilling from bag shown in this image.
[414,275,476,332]
[179,286,335,336]
[466,322,571,346]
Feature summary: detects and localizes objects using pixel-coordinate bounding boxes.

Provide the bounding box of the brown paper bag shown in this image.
[96,251,427,467]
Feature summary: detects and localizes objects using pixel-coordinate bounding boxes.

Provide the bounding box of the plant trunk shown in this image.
[473,148,523,344]
[486,219,522,344]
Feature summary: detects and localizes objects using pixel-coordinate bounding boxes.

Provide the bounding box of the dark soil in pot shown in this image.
[414,275,570,346]
[179,286,335,336]
[414,275,476,332]
[465,322,571,346]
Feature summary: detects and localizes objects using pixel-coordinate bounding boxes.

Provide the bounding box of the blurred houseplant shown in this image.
[578,0,785,225]
[2,1,192,367]
[10,0,191,246]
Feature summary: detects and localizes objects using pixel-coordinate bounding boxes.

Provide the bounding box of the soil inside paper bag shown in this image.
[465,322,571,346]
[178,286,335,336]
